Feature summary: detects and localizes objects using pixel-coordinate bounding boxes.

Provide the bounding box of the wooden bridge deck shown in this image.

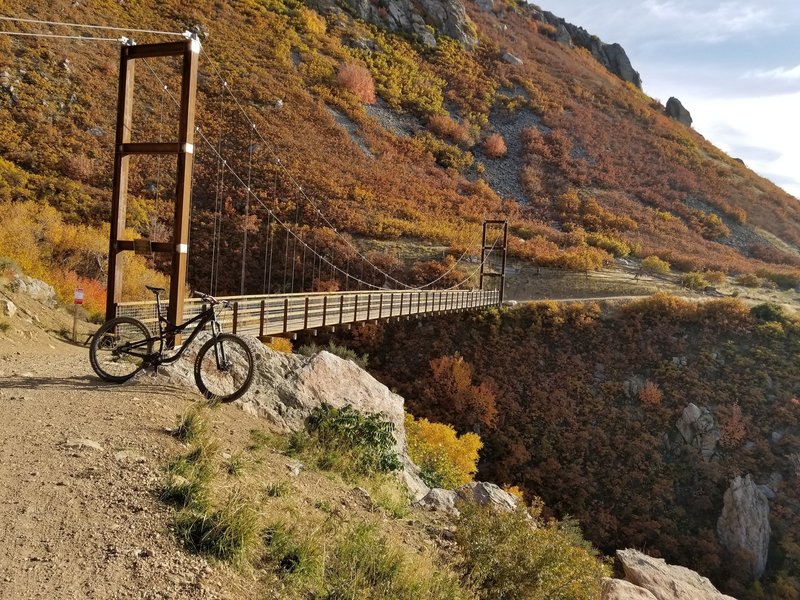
[116,288,500,339]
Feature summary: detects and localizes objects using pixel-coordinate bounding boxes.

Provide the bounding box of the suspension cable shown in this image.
[142,56,491,292]
[199,48,484,290]
[0,31,122,42]
[0,15,185,37]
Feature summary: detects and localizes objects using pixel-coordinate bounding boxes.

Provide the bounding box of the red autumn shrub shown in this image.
[483,133,507,158]
[336,64,376,104]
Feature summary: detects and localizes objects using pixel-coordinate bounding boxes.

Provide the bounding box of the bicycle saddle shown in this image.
[146,285,166,294]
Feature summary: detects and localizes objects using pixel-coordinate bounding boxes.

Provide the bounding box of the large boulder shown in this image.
[601,578,658,600]
[676,403,720,461]
[665,97,693,127]
[339,0,477,48]
[161,336,429,500]
[617,549,737,600]
[717,475,770,580]
[414,481,518,515]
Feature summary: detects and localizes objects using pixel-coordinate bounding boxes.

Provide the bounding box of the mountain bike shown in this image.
[89,286,255,402]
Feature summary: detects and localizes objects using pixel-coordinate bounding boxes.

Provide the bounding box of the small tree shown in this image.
[719,404,748,449]
[636,255,670,279]
[405,413,482,489]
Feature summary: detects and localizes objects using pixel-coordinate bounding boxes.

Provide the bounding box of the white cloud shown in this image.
[749,64,800,80]
[687,92,800,199]
[535,1,800,198]
[642,0,774,41]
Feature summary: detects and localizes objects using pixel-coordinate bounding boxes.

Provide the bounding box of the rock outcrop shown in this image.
[665,97,692,127]
[161,336,429,500]
[1,298,16,318]
[336,0,477,48]
[414,481,518,515]
[8,275,57,307]
[537,11,641,88]
[615,549,737,600]
[676,403,720,461]
[717,475,770,580]
[601,577,658,600]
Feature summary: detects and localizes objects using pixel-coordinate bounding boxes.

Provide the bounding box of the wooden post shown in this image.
[232,301,239,334]
[283,298,289,334]
[105,39,200,345]
[303,297,310,330]
[259,300,265,337]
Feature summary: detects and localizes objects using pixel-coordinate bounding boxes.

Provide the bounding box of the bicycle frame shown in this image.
[116,295,226,368]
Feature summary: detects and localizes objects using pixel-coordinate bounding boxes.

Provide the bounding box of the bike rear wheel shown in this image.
[193,333,254,402]
[90,317,154,383]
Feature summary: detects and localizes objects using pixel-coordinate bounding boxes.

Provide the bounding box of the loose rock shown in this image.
[65,438,104,452]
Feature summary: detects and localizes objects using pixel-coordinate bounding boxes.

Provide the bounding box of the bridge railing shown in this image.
[116,288,500,338]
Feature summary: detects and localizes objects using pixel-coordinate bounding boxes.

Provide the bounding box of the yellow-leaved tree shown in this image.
[405,412,482,489]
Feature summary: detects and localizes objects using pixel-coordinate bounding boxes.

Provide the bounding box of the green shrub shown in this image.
[263,522,321,579]
[160,440,217,510]
[585,232,631,258]
[171,406,209,444]
[455,502,610,600]
[751,302,787,324]
[294,404,402,477]
[263,481,290,497]
[323,523,469,600]
[681,271,709,291]
[177,490,261,566]
[735,273,762,288]
[639,255,670,277]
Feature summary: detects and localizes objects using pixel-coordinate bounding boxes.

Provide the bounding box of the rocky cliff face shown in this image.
[676,402,720,461]
[538,10,642,89]
[666,97,693,127]
[717,475,771,580]
[331,0,478,47]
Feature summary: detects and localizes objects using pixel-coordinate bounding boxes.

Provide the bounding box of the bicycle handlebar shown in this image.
[193,291,230,308]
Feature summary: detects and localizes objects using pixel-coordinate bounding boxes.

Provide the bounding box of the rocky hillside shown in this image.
[1,0,800,310]
[2,271,735,600]
[339,297,800,599]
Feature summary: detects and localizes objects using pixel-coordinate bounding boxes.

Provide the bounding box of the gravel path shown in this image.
[0,331,245,599]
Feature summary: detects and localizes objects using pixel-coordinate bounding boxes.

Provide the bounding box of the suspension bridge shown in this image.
[0,17,508,340]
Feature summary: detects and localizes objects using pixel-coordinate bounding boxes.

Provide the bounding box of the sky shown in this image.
[538,0,800,199]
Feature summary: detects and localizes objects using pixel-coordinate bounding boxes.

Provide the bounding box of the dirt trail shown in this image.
[0,290,253,600]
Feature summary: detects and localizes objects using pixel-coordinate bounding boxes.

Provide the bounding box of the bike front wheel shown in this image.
[90,317,154,383]
[193,333,255,402]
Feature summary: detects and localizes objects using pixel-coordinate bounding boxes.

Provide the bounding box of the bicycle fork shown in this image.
[211,321,228,371]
